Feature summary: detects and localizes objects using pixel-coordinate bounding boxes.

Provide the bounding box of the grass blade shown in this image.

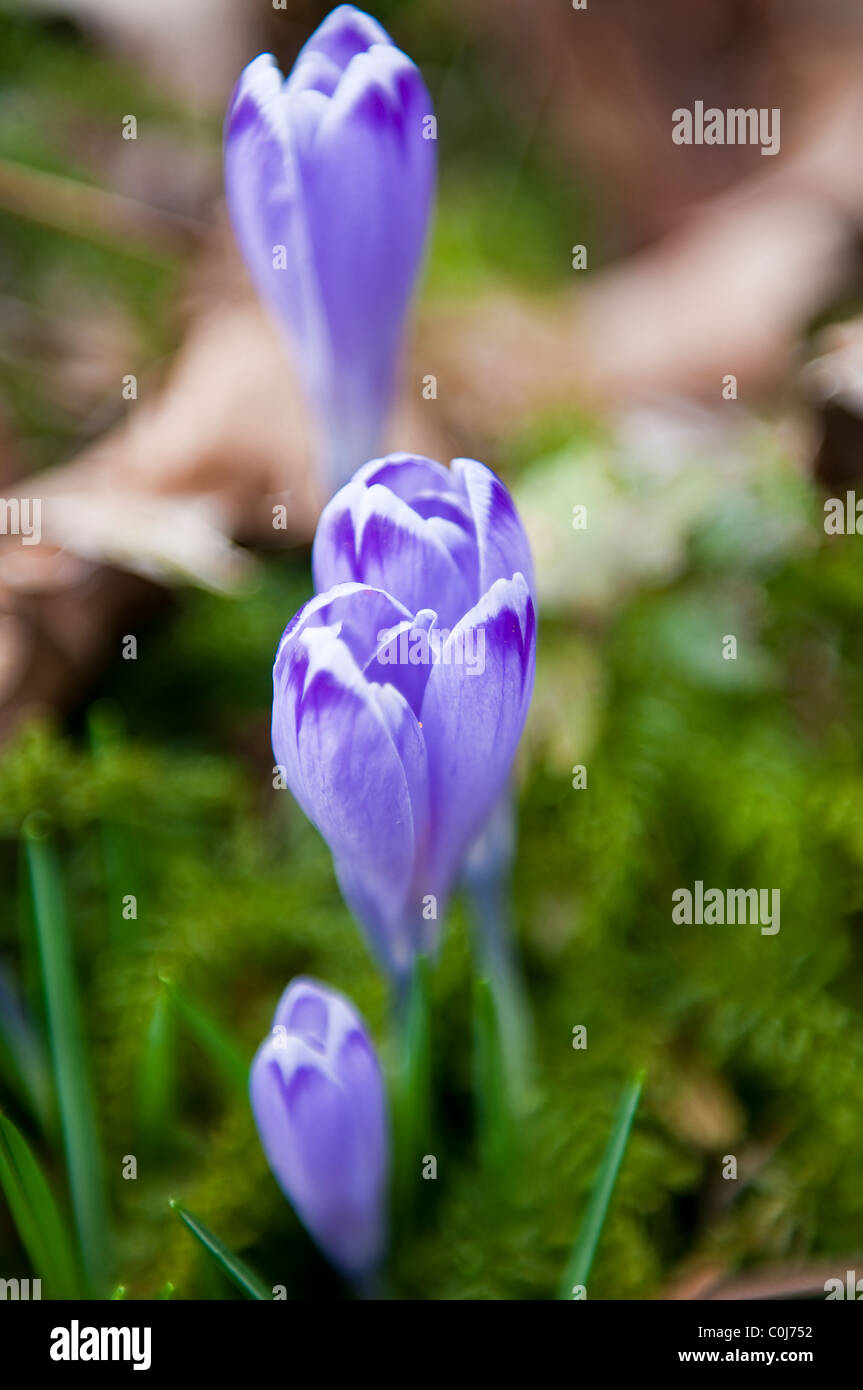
[0,1111,81,1298]
[0,966,54,1135]
[138,990,174,1142]
[16,839,43,1021]
[557,1070,644,1299]
[159,975,247,1093]
[24,815,111,1295]
[87,701,137,945]
[472,977,512,1173]
[169,1200,271,1300]
[96,820,129,942]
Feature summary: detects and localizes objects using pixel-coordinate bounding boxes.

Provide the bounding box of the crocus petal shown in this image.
[312,454,449,589]
[360,453,456,499]
[419,574,536,897]
[273,588,430,976]
[277,581,415,668]
[294,42,434,474]
[363,607,438,717]
[295,4,391,71]
[453,457,536,602]
[314,478,475,629]
[225,55,330,388]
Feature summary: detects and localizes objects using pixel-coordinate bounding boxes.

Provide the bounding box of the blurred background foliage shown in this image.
[1,0,863,1299]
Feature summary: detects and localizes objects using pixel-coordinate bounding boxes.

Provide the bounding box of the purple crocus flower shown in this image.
[224,6,436,491]
[272,455,536,979]
[250,977,388,1278]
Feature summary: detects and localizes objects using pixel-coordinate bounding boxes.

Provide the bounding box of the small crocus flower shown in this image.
[224,6,436,491]
[250,977,389,1278]
[272,458,535,979]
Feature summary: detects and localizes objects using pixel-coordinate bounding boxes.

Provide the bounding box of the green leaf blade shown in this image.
[558,1070,644,1299]
[0,1111,81,1299]
[23,817,111,1295]
[160,976,247,1094]
[170,1200,271,1300]
[0,968,54,1135]
[137,990,174,1143]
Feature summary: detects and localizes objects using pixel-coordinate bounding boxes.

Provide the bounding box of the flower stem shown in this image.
[390,956,431,1226]
[472,977,513,1173]
[464,858,534,1116]
[354,1268,392,1300]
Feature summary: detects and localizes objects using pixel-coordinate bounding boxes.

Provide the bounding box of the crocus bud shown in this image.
[312,452,537,628]
[224,6,436,491]
[272,459,536,977]
[250,977,389,1278]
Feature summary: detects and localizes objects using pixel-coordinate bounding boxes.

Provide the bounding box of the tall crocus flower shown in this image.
[250,977,389,1279]
[272,455,536,980]
[224,6,436,491]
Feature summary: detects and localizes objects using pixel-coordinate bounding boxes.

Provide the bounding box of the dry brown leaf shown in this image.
[23,0,258,108]
[663,1253,863,1301]
[464,0,863,246]
[425,67,863,433]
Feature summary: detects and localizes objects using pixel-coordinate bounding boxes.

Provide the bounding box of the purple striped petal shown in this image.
[419,574,536,898]
[272,586,431,976]
[452,456,536,602]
